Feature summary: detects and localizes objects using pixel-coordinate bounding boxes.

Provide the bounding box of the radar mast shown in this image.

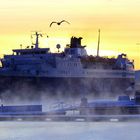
[97,29,100,57]
[31,32,43,49]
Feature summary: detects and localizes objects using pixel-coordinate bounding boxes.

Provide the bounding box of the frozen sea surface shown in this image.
[0,121,140,140]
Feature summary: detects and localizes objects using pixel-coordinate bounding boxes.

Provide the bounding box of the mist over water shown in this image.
[0,121,139,140]
[0,75,136,140]
[0,74,133,104]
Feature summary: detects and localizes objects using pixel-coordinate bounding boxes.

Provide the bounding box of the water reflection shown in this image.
[0,121,139,140]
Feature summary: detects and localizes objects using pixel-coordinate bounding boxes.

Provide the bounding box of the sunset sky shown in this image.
[0,0,140,69]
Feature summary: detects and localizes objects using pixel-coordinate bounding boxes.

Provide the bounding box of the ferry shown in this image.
[0,32,135,98]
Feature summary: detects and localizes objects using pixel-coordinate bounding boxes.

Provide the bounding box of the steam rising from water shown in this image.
[0,75,134,114]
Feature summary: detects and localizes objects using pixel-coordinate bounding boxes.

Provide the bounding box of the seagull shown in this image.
[49,20,70,27]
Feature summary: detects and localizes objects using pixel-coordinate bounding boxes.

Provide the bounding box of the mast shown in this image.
[97,29,100,57]
[32,32,43,49]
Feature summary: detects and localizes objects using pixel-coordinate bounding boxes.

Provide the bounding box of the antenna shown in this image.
[97,29,100,57]
[31,31,43,49]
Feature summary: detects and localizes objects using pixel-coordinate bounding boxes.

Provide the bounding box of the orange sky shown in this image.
[0,0,140,69]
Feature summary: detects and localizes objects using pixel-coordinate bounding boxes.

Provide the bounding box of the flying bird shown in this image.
[49,20,70,27]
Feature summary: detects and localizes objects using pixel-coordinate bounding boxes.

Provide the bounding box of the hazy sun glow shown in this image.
[0,0,140,69]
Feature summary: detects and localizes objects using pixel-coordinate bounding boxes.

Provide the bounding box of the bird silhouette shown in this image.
[49,20,70,27]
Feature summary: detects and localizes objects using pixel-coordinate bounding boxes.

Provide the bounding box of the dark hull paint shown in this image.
[80,106,140,115]
[0,76,134,100]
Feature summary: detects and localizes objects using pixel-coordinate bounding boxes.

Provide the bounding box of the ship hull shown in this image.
[0,76,134,100]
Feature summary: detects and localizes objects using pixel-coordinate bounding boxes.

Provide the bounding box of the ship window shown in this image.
[41,51,46,54]
[36,70,39,75]
[70,50,75,54]
[35,52,39,54]
[21,52,31,55]
[65,49,69,54]
[27,70,30,74]
[16,52,20,55]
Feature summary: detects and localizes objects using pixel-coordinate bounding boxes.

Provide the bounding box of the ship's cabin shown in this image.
[64,47,87,57]
[12,48,50,56]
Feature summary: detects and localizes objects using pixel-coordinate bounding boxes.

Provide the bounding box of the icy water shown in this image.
[0,121,140,140]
